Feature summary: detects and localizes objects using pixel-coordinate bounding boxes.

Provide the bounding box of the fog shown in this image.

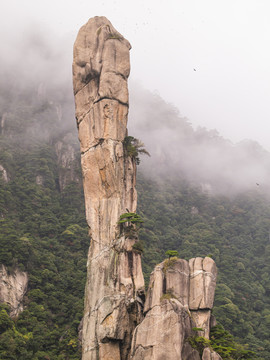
[128,84,270,194]
[1,27,270,195]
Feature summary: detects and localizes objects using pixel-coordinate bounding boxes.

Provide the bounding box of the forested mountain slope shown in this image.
[1,53,270,358]
[0,86,88,359]
[138,175,270,359]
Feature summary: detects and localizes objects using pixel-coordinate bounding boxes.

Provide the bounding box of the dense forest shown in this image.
[1,62,270,359]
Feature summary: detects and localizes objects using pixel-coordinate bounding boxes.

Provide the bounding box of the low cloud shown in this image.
[1,26,269,195]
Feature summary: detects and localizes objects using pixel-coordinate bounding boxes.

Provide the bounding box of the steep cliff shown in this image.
[73,16,144,360]
[73,16,221,360]
[130,257,220,360]
[0,265,28,317]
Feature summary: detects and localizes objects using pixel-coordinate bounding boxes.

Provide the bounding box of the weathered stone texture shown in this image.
[202,347,223,360]
[131,257,217,359]
[74,16,219,360]
[0,265,28,317]
[189,257,217,310]
[191,310,211,339]
[131,300,194,360]
[73,16,143,360]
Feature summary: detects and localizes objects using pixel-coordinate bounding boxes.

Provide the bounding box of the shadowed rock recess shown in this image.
[73,16,221,360]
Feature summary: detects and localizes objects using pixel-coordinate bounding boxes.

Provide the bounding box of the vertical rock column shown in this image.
[130,257,218,360]
[189,257,217,339]
[73,16,144,360]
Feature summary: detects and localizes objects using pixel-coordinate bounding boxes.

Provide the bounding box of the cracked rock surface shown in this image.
[73,16,144,360]
[131,257,217,359]
[189,257,217,311]
[73,16,220,360]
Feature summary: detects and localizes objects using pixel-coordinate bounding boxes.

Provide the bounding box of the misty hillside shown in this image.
[0,34,270,359]
[128,83,270,194]
[1,31,270,195]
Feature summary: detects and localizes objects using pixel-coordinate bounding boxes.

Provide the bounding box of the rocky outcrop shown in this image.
[131,257,217,359]
[131,300,195,359]
[189,257,217,339]
[73,17,144,360]
[202,347,222,360]
[189,257,217,311]
[73,16,221,360]
[0,164,9,183]
[0,265,28,317]
[54,133,80,191]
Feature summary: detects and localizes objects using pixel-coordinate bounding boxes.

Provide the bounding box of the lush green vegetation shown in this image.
[118,212,144,225]
[123,136,150,165]
[0,91,88,359]
[137,175,270,359]
[188,324,255,359]
[118,212,144,238]
[210,325,256,359]
[1,83,270,359]
[165,250,179,258]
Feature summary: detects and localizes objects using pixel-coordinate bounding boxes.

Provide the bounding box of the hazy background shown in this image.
[1,0,270,150]
[1,0,270,194]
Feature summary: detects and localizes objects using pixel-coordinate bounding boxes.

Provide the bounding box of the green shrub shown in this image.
[165,250,179,258]
[118,212,144,225]
[163,257,178,273]
[188,336,211,356]
[123,136,150,165]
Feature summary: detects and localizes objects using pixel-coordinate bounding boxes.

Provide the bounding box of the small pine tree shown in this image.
[123,136,150,165]
[165,250,179,259]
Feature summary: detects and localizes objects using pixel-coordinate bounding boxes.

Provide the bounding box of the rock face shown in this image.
[73,17,144,360]
[0,265,28,317]
[73,16,221,360]
[189,257,217,311]
[202,347,223,360]
[189,257,218,339]
[0,164,9,183]
[131,257,217,359]
[54,133,80,191]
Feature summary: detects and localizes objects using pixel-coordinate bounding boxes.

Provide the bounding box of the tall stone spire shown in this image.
[73,16,221,360]
[72,16,144,360]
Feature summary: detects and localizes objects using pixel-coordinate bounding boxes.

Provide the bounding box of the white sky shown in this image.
[1,0,270,150]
